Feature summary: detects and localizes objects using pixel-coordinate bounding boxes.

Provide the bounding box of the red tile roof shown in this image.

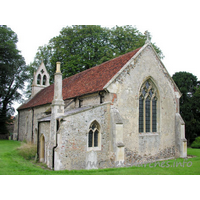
[18,47,141,110]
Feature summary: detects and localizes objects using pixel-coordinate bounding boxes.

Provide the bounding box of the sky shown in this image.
[1,0,200,113]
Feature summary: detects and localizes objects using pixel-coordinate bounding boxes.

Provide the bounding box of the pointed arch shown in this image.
[87,120,101,150]
[43,75,47,85]
[139,76,159,97]
[37,74,41,85]
[139,78,158,133]
[39,134,45,162]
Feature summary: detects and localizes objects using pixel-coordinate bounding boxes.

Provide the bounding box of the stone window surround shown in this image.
[87,120,101,151]
[37,73,48,86]
[139,79,159,134]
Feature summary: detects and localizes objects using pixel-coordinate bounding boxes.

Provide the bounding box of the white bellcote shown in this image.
[31,61,50,97]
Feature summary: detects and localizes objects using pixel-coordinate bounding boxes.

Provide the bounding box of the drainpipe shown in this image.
[17,112,20,141]
[52,119,59,169]
[37,121,40,160]
[52,134,58,169]
[32,108,34,143]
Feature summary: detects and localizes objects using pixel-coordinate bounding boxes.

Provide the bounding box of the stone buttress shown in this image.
[47,62,65,169]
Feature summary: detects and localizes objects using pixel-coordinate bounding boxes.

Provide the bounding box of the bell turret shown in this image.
[31,61,50,97]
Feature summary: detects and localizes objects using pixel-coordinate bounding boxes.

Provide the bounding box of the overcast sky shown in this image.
[2,0,200,79]
[1,0,200,113]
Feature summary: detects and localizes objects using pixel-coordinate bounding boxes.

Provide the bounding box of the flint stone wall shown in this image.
[107,45,179,164]
[18,104,51,143]
[54,103,112,170]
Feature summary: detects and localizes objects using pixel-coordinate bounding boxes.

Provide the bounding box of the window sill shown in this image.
[87,147,101,151]
[139,132,159,136]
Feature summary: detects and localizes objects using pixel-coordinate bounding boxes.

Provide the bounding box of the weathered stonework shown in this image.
[17,104,51,143]
[53,103,111,170]
[105,44,186,165]
[31,61,50,97]
[16,42,187,171]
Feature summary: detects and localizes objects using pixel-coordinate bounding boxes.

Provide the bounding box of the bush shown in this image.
[17,142,37,160]
[191,137,200,148]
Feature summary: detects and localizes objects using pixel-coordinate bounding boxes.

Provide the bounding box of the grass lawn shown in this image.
[0,140,200,175]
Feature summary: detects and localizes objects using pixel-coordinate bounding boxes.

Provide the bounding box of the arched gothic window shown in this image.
[37,74,41,85]
[88,121,100,148]
[139,80,157,133]
[43,75,47,85]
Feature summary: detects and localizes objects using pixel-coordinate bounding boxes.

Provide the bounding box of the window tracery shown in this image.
[139,80,157,133]
[88,121,100,148]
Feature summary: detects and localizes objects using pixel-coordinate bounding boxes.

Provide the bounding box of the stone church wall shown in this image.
[107,45,179,165]
[54,103,112,170]
[18,109,33,142]
[16,44,186,170]
[18,104,51,143]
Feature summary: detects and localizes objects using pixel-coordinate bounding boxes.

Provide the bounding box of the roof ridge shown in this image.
[63,48,141,81]
[18,46,142,110]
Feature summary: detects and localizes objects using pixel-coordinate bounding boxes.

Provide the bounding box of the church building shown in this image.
[15,37,187,170]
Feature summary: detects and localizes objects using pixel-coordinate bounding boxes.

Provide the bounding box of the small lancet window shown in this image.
[152,97,157,132]
[139,96,144,133]
[99,92,104,104]
[43,75,47,85]
[145,97,151,132]
[139,80,158,133]
[79,99,83,108]
[37,74,41,85]
[88,130,93,147]
[100,94,104,104]
[88,121,100,148]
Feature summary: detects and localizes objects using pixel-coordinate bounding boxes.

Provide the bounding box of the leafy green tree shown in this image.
[110,25,164,58]
[172,71,200,144]
[49,25,114,78]
[192,86,200,137]
[191,136,200,148]
[27,25,163,97]
[0,25,28,135]
[49,25,163,78]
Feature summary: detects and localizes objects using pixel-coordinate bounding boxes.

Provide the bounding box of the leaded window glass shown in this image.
[43,75,47,85]
[88,121,100,148]
[152,97,157,132]
[145,97,151,132]
[37,74,41,85]
[88,130,93,147]
[139,96,144,132]
[94,130,98,147]
[139,80,157,133]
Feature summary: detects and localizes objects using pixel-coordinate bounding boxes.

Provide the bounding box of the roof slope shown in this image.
[18,47,141,110]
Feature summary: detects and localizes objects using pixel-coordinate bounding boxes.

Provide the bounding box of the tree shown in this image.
[27,25,163,97]
[172,72,200,144]
[0,25,28,135]
[192,86,200,137]
[49,25,163,78]
[110,25,164,59]
[49,25,114,78]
